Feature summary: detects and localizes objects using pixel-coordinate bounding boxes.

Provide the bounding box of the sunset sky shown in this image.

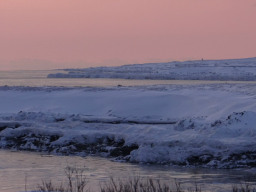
[0,0,256,70]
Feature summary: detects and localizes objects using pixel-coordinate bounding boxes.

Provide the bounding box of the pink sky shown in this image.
[0,0,256,70]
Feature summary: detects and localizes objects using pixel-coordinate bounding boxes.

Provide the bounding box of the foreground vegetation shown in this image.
[34,166,256,192]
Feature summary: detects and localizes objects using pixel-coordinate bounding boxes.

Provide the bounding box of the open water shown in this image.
[0,150,256,192]
[1,70,256,87]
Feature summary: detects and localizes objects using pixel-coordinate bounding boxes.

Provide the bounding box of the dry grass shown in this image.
[37,166,88,192]
[36,167,256,192]
[232,183,256,192]
[100,177,201,192]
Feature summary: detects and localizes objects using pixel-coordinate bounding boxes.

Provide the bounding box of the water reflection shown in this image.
[0,150,256,192]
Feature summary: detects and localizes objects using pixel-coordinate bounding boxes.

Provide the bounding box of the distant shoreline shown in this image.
[47,57,256,81]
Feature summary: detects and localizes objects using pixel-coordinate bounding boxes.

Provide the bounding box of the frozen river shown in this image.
[0,150,256,192]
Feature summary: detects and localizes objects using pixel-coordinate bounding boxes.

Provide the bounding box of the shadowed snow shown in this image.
[0,84,256,168]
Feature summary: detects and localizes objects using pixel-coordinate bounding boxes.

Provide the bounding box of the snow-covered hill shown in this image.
[48,57,256,80]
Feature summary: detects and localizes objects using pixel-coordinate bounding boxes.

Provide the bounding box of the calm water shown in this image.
[1,70,256,87]
[0,150,256,192]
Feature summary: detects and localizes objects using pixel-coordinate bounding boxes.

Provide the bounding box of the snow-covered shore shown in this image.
[48,57,256,80]
[1,84,256,168]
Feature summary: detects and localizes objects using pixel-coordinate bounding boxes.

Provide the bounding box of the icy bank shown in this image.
[47,57,256,80]
[1,84,256,168]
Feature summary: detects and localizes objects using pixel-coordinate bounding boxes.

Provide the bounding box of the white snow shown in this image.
[47,57,256,81]
[1,83,256,168]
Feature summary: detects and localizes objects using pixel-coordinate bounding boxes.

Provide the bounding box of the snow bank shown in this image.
[1,84,256,168]
[47,57,256,80]
[1,111,256,168]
